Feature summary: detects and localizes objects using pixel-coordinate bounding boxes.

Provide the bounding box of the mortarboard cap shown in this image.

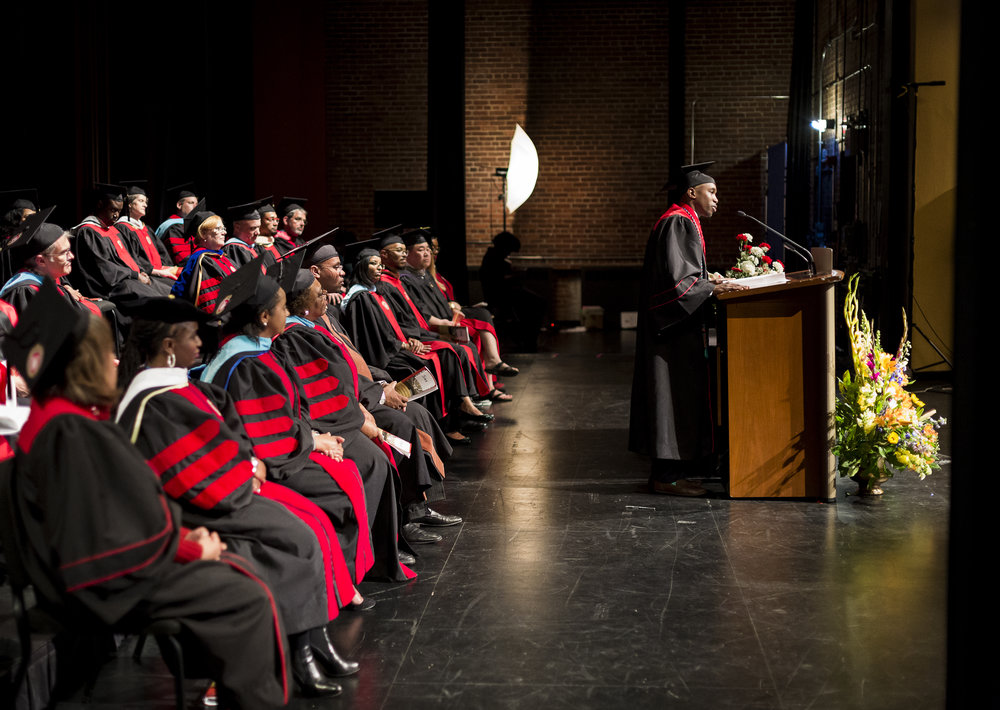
[167,182,198,202]
[401,228,430,249]
[266,248,307,294]
[119,180,148,197]
[1,187,40,214]
[660,161,716,193]
[257,197,277,216]
[226,199,263,223]
[339,237,381,267]
[183,200,217,239]
[275,227,339,264]
[277,196,308,216]
[213,255,280,318]
[91,182,123,203]
[5,277,91,393]
[4,206,62,264]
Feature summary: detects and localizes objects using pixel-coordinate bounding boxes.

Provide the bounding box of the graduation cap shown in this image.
[3,206,61,264]
[225,199,264,223]
[1,187,40,214]
[257,197,277,216]
[339,237,381,268]
[213,255,279,317]
[401,228,431,248]
[5,277,91,393]
[266,248,307,293]
[115,294,216,324]
[372,223,402,240]
[660,161,716,194]
[183,200,217,239]
[167,182,198,203]
[277,196,308,216]
[274,227,339,265]
[119,180,148,197]
[90,182,124,203]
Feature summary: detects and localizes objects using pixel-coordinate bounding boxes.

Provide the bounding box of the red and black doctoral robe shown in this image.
[379,271,492,396]
[116,217,174,270]
[272,320,441,507]
[628,203,716,461]
[117,375,357,630]
[401,267,502,380]
[9,396,289,709]
[222,238,276,271]
[69,216,172,301]
[174,249,238,314]
[203,343,414,582]
[156,214,194,266]
[344,287,475,419]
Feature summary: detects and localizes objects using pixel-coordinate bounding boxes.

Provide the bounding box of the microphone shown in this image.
[736,211,815,276]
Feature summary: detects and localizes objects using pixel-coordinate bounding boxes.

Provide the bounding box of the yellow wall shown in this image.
[911,0,959,372]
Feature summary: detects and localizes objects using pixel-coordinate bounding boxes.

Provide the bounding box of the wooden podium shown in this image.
[715,270,843,500]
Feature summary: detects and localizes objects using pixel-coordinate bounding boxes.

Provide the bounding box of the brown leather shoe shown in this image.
[649,478,708,497]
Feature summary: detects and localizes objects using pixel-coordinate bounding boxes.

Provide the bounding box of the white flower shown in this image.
[750,246,764,257]
[740,260,756,274]
[773,261,784,273]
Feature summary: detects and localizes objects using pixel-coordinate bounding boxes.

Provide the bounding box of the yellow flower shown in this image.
[887,431,900,445]
[911,393,924,407]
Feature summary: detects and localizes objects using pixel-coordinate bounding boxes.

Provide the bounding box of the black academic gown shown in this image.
[628,203,717,462]
[9,397,288,710]
[272,321,440,508]
[322,305,453,462]
[342,288,468,417]
[117,377,355,632]
[378,272,492,397]
[204,344,413,582]
[69,217,172,301]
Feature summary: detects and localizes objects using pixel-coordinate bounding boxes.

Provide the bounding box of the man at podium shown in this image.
[629,162,745,496]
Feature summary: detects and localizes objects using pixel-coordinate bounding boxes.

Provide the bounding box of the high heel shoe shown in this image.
[309,626,361,677]
[292,634,343,696]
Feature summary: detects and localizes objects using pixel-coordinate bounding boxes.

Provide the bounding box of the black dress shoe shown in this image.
[345,596,376,612]
[446,432,472,445]
[462,411,494,423]
[310,626,360,677]
[409,506,463,527]
[398,550,417,565]
[459,420,488,435]
[292,644,342,696]
[403,522,443,544]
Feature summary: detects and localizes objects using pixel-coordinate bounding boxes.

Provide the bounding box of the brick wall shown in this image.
[685,0,795,269]
[325,1,430,241]
[324,0,794,274]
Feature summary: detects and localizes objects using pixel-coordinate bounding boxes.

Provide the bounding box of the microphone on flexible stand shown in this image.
[736,211,815,276]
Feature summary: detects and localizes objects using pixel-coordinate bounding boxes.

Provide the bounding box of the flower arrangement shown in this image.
[724,233,785,279]
[832,274,945,491]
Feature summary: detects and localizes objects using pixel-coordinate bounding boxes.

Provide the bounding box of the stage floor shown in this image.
[8,330,951,709]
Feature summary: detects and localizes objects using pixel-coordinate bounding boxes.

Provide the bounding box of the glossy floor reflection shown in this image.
[57,330,951,709]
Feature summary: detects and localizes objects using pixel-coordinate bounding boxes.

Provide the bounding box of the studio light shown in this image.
[504,124,538,213]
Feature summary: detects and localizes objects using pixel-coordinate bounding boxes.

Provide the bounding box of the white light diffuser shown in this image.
[505,124,538,213]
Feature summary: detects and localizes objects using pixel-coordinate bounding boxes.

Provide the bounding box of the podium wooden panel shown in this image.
[716,271,842,499]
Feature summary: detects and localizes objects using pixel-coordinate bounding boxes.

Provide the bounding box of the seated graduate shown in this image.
[69,183,173,301]
[199,257,414,581]
[400,229,517,393]
[0,188,38,249]
[306,239,457,456]
[253,199,285,261]
[271,265,462,547]
[377,233,498,404]
[3,279,288,710]
[341,247,494,438]
[115,181,179,278]
[171,201,239,313]
[272,197,308,254]
[0,207,105,318]
[427,233,454,301]
[115,296,361,696]
[154,182,200,266]
[222,198,278,270]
